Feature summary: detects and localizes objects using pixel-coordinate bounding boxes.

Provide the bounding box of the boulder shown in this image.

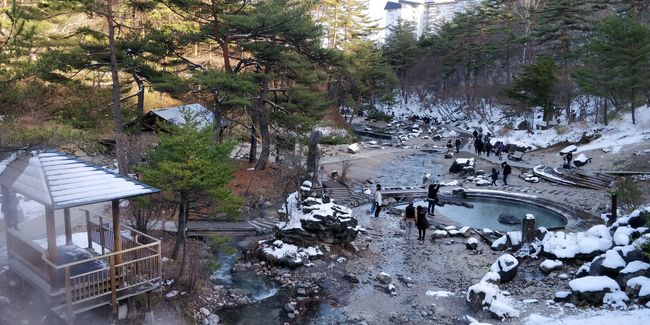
[626,276,650,303]
[617,261,650,289]
[466,238,478,250]
[491,235,507,251]
[206,314,220,325]
[491,254,519,283]
[466,282,519,319]
[449,158,474,174]
[628,211,649,228]
[569,276,622,306]
[498,214,521,225]
[553,291,572,303]
[343,274,360,284]
[516,120,530,130]
[347,143,360,154]
[431,230,449,239]
[600,250,626,277]
[540,260,563,275]
[376,272,391,285]
[276,192,359,246]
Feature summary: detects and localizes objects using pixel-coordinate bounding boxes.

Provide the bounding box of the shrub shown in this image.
[615,177,643,212]
[366,109,393,122]
[320,134,358,145]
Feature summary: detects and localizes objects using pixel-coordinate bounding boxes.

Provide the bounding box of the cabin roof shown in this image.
[0,149,159,209]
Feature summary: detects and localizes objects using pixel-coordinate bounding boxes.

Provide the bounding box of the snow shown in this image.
[525,308,650,325]
[555,291,571,299]
[506,231,522,246]
[574,153,589,163]
[466,238,478,245]
[491,254,518,273]
[425,290,454,298]
[491,235,507,249]
[620,261,650,274]
[481,271,500,283]
[542,225,612,259]
[560,145,578,154]
[569,276,620,293]
[540,259,563,270]
[601,250,626,269]
[627,276,650,297]
[614,227,634,246]
[261,240,323,265]
[603,290,629,308]
[466,282,520,319]
[33,232,103,254]
[276,192,352,231]
[525,214,535,220]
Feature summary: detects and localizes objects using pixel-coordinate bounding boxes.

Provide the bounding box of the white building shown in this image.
[384,0,481,38]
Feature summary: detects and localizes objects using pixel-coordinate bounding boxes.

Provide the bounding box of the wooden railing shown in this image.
[41,215,161,325]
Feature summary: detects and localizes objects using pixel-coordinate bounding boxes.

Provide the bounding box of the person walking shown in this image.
[427,182,441,215]
[502,162,512,186]
[475,139,484,156]
[416,205,429,242]
[374,184,383,218]
[369,183,377,215]
[565,151,573,169]
[485,141,492,157]
[490,167,499,186]
[496,142,505,161]
[403,202,416,241]
[455,138,461,153]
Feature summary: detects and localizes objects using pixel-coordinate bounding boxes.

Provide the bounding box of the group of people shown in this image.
[472,129,507,160]
[446,139,462,154]
[403,202,430,242]
[490,161,512,186]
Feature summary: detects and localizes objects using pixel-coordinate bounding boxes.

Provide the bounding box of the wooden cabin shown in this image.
[124,103,231,136]
[0,149,162,324]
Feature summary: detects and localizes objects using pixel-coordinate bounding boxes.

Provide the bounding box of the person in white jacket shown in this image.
[374,184,383,218]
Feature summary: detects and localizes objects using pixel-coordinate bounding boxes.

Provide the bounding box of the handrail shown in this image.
[40,241,159,270]
[86,213,160,243]
[68,265,111,280]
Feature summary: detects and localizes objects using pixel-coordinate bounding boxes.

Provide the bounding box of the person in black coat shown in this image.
[490,168,499,186]
[427,182,441,215]
[416,205,429,242]
[566,151,573,168]
[502,162,512,186]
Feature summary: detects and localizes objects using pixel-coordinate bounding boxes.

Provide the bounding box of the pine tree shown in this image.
[506,56,559,126]
[383,21,419,104]
[314,0,378,52]
[574,15,650,124]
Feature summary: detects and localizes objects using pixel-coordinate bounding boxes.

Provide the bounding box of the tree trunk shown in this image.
[306,130,322,186]
[171,194,188,260]
[212,92,222,143]
[132,72,145,134]
[255,67,271,170]
[248,112,258,164]
[107,0,128,175]
[603,98,608,126]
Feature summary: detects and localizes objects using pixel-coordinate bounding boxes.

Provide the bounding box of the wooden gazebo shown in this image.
[0,149,161,324]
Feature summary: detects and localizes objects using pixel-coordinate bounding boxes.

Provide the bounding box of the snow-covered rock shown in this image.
[347,143,360,154]
[626,276,650,304]
[376,272,392,285]
[541,225,612,259]
[560,145,578,155]
[432,230,449,239]
[276,192,359,246]
[540,260,563,275]
[600,249,626,276]
[466,238,479,250]
[569,276,623,306]
[466,282,519,319]
[258,240,323,268]
[490,254,519,283]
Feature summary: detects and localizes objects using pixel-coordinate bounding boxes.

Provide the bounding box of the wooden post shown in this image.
[99,216,106,254]
[64,266,74,325]
[112,200,122,265]
[64,208,72,245]
[1,185,17,229]
[608,194,618,226]
[109,254,118,317]
[522,214,536,244]
[85,210,92,249]
[45,207,59,289]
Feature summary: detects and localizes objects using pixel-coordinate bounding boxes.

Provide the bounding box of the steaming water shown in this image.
[211,253,279,302]
[396,197,567,231]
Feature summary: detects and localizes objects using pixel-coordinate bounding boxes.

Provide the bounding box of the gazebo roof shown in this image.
[0,149,159,209]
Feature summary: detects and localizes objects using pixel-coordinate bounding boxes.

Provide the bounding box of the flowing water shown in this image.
[211,253,286,324]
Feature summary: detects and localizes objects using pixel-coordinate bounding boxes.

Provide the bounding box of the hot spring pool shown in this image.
[396,197,567,231]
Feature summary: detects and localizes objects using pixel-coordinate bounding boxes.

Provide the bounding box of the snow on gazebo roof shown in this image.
[0,149,159,209]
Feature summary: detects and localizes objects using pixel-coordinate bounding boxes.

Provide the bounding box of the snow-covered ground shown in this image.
[525,308,650,325]
[377,96,650,153]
